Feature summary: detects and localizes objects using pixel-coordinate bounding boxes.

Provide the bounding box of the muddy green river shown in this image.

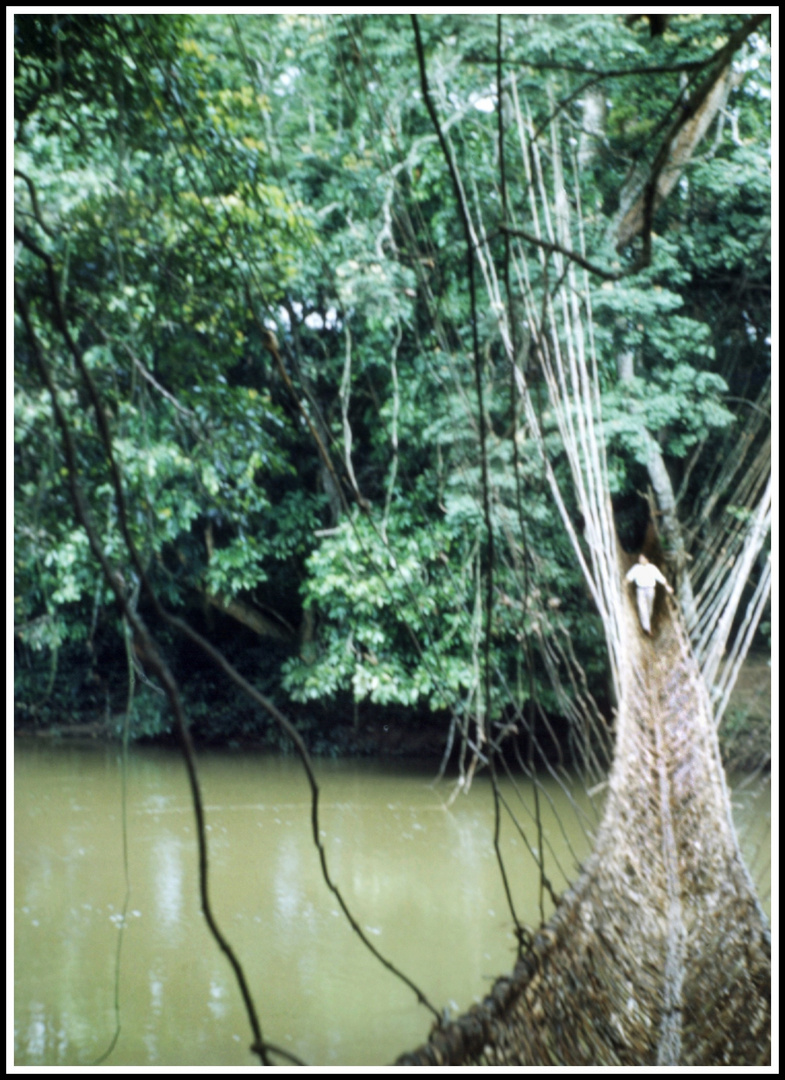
[13,741,770,1067]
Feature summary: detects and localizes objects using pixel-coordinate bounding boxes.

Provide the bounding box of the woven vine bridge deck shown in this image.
[396,576,771,1066]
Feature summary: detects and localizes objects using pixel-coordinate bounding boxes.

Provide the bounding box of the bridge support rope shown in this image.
[651,646,684,1065]
[396,567,770,1066]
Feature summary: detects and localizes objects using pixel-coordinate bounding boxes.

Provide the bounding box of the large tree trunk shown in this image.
[644,437,698,628]
[612,64,735,253]
[577,83,607,171]
[609,15,767,256]
[201,589,295,644]
[616,349,697,626]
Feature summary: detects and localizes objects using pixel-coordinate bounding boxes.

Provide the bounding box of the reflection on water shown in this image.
[13,742,770,1066]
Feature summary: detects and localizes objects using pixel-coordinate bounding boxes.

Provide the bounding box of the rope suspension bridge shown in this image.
[397,544,771,1066]
[389,43,772,1063]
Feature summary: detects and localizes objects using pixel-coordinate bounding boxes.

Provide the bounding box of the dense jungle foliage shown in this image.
[14,14,771,756]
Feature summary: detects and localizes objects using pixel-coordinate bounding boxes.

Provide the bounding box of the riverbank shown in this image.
[15,644,770,768]
[15,695,769,774]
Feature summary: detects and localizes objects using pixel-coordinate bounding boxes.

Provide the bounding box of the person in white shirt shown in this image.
[624,554,674,635]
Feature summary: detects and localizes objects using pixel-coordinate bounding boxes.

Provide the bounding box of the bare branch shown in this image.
[14,169,58,238]
[500,224,625,281]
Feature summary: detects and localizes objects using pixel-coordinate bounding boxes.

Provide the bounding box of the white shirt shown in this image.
[625,562,669,589]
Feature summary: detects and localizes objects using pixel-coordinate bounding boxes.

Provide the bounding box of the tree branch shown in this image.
[14,168,58,238]
[465,56,708,77]
[500,224,624,281]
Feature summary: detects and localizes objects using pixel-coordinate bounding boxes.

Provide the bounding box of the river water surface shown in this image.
[13,741,770,1067]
